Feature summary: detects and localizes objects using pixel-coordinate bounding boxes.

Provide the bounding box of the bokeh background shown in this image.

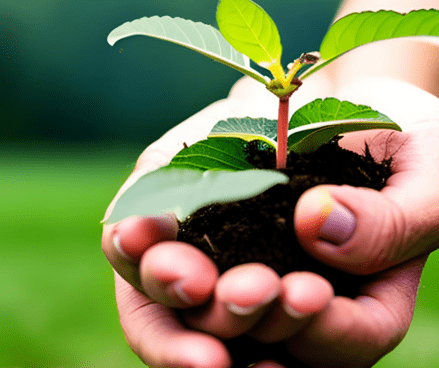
[2,0,439,367]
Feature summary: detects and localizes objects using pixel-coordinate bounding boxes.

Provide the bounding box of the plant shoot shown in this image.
[105,0,439,224]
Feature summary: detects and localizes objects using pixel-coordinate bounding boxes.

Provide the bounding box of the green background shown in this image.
[1,0,438,367]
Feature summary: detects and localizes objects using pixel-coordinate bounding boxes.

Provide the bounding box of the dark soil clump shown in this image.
[178,137,391,296]
[177,137,392,367]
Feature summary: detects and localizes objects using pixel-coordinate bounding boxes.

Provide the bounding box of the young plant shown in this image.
[104,0,439,224]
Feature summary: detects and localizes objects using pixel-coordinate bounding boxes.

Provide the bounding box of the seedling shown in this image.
[105,0,439,224]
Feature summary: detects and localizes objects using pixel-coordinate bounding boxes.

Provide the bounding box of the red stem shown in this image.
[276,97,290,169]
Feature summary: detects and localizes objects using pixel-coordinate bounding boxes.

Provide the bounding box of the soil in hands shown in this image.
[177,137,392,367]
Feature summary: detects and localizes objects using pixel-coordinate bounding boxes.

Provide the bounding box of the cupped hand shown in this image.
[102,129,435,368]
[101,80,335,366]
[101,73,439,367]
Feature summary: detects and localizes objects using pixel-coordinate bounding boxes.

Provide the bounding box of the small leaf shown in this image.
[108,16,268,85]
[289,98,393,129]
[208,117,278,148]
[301,9,439,80]
[105,168,289,223]
[216,0,282,69]
[287,119,402,154]
[168,137,255,171]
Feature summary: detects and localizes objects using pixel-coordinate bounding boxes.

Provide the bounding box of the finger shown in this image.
[102,214,178,291]
[115,272,231,368]
[294,184,433,275]
[182,263,281,339]
[285,255,427,368]
[294,128,439,274]
[294,185,395,274]
[248,272,333,343]
[113,214,179,262]
[139,241,218,308]
[252,361,286,368]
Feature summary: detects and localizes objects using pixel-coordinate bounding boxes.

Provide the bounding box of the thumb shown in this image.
[294,183,439,275]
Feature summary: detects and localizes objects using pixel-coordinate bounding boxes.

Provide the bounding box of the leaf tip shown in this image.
[107,30,118,46]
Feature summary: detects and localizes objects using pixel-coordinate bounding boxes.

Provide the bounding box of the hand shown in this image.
[102,121,437,367]
[101,63,439,368]
[285,123,439,366]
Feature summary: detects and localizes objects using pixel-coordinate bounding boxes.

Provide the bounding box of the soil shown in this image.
[176,137,392,367]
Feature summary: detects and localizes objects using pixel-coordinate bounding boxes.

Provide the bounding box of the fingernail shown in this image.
[226,289,279,316]
[319,202,356,245]
[170,280,194,305]
[112,234,137,262]
[226,303,260,316]
[282,304,306,319]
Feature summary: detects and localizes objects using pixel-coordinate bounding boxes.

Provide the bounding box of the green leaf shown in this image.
[216,0,282,69]
[205,100,401,155]
[107,16,268,85]
[289,98,393,129]
[287,119,402,154]
[208,117,278,148]
[287,98,401,154]
[288,98,401,153]
[301,9,439,80]
[105,167,289,223]
[168,137,255,171]
[320,9,439,60]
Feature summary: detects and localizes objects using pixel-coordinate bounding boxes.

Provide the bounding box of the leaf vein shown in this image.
[389,13,406,38]
[170,18,192,45]
[333,101,341,119]
[371,12,397,41]
[175,153,248,170]
[189,142,250,164]
[412,13,427,35]
[420,12,439,33]
[189,20,206,50]
[354,12,378,46]
[211,25,224,57]
[336,13,361,54]
[429,14,439,33]
[229,0,274,61]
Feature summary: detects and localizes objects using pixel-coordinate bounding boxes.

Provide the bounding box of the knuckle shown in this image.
[359,198,408,274]
[121,302,169,367]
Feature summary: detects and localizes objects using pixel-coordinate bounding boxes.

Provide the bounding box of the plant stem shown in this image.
[276,96,290,169]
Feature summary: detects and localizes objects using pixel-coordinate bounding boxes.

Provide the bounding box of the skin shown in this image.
[102,1,439,367]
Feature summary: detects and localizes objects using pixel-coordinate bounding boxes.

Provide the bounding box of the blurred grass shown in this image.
[1,140,439,367]
[1,140,146,368]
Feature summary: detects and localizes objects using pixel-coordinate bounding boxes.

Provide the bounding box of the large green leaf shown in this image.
[320,9,439,60]
[208,117,278,148]
[289,98,393,129]
[216,0,282,69]
[301,9,439,80]
[287,120,402,154]
[287,98,401,154]
[107,16,268,85]
[168,137,255,171]
[105,168,289,223]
